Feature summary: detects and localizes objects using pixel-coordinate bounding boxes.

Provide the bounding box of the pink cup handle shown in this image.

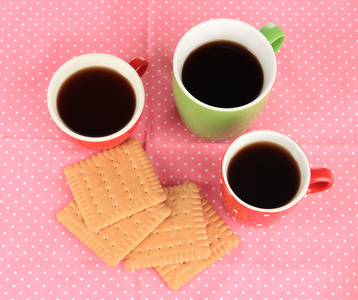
[307,168,334,194]
[129,56,148,77]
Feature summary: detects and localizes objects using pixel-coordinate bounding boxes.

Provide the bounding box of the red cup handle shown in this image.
[129,56,148,77]
[307,168,334,194]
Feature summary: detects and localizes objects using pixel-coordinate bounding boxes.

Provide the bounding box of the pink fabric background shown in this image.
[1,0,357,299]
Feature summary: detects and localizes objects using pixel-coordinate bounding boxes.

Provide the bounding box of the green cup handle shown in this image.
[259,23,286,54]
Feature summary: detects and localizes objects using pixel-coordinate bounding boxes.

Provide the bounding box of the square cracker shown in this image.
[124,181,211,270]
[57,200,171,267]
[155,195,239,290]
[64,138,167,232]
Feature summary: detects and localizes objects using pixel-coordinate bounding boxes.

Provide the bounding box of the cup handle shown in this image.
[306,168,334,194]
[129,56,148,78]
[259,23,286,54]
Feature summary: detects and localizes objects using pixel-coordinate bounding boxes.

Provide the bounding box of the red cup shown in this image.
[47,53,148,150]
[221,130,334,227]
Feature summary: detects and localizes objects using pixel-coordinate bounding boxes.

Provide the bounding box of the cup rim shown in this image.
[221,130,311,213]
[47,53,145,142]
[173,18,277,112]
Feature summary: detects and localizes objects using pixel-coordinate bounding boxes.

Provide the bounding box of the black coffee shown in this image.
[227,142,301,209]
[57,66,136,137]
[182,40,264,108]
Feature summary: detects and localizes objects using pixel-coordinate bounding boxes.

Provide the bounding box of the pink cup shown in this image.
[47,53,148,150]
[221,130,334,227]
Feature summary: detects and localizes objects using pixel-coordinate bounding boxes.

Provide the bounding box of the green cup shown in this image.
[173,19,285,141]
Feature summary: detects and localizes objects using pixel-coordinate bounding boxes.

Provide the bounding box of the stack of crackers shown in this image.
[57,138,239,290]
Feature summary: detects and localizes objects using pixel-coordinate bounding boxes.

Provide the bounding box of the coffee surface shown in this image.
[182,40,264,108]
[227,142,301,209]
[57,66,136,137]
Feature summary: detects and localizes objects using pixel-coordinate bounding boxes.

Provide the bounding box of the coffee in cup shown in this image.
[173,19,286,141]
[221,130,334,227]
[227,141,301,209]
[47,53,148,150]
[182,40,264,108]
[57,66,136,138]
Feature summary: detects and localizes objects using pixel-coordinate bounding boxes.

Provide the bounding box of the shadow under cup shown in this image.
[173,19,278,141]
[47,53,146,150]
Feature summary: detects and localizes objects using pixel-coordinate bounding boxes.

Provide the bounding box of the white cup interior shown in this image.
[47,53,145,142]
[222,130,311,212]
[173,18,277,111]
